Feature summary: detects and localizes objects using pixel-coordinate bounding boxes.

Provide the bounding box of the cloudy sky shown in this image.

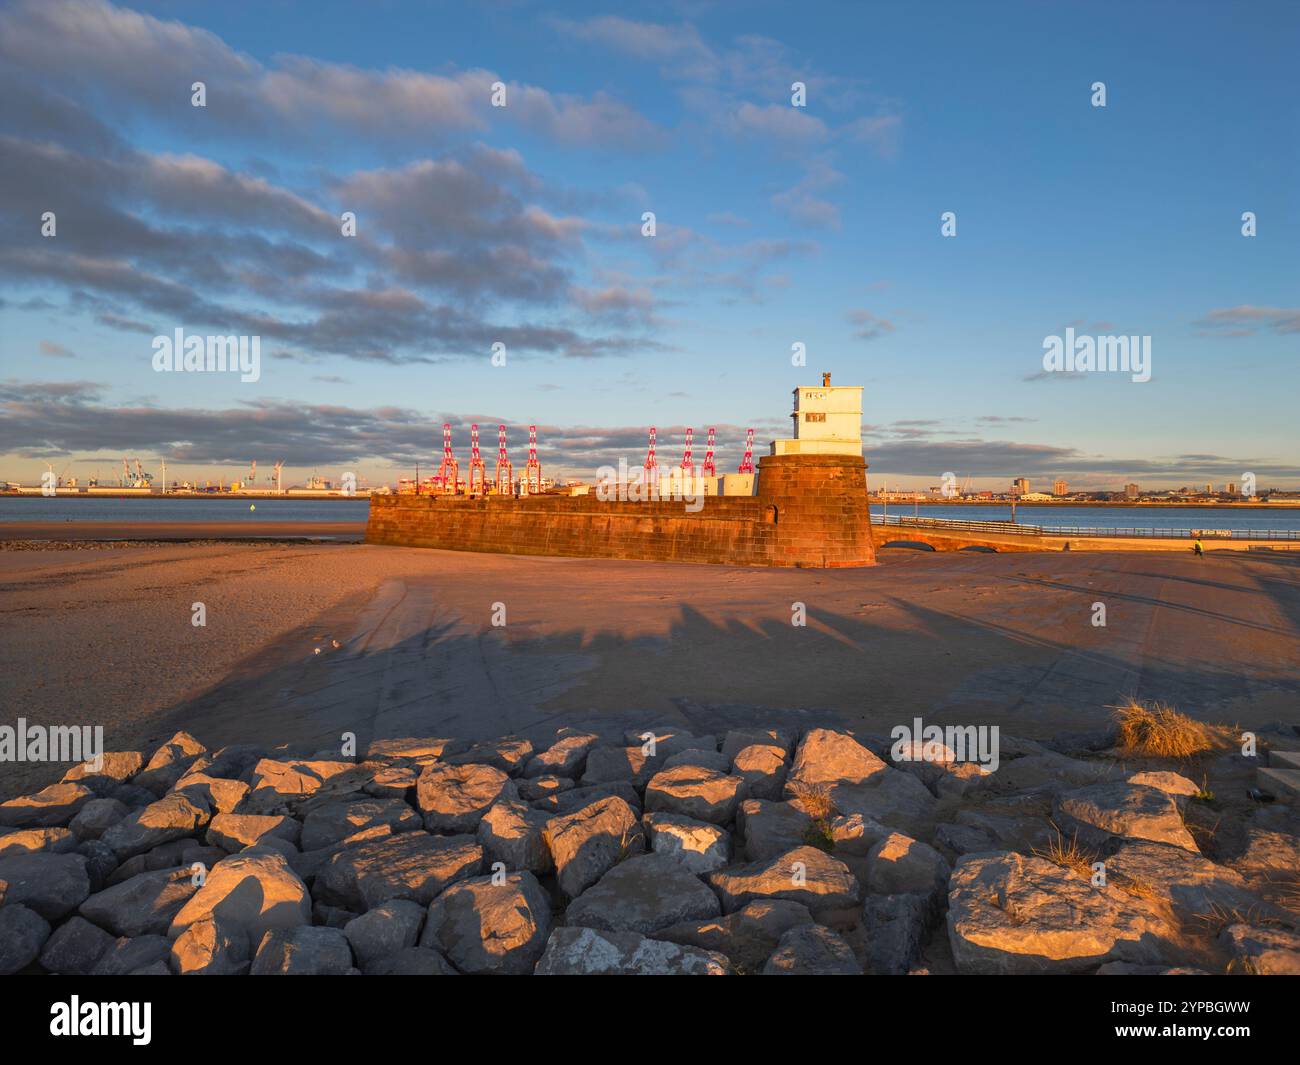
[1,0,1296,490]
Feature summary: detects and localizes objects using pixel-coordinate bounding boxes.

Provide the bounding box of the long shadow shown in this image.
[141,570,1300,764]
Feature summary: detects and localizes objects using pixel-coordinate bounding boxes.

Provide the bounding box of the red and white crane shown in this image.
[524,424,542,495]
[467,423,487,495]
[643,426,658,486]
[437,423,458,494]
[680,427,695,477]
[738,428,755,474]
[495,425,513,495]
[701,427,716,477]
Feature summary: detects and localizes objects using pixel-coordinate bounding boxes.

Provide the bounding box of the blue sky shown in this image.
[1,0,1296,490]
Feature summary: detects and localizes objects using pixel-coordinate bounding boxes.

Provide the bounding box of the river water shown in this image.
[870,503,1300,534]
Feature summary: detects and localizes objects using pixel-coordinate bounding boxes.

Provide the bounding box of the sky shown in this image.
[1,0,1296,491]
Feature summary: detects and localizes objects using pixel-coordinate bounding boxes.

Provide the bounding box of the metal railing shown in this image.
[877,514,1300,541]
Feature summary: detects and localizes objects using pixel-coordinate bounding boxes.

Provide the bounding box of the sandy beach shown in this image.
[2,539,1297,800]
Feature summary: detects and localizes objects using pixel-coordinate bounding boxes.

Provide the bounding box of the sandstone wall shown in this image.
[366,454,875,568]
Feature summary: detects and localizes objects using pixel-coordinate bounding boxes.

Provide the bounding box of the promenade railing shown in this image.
[877,515,1300,541]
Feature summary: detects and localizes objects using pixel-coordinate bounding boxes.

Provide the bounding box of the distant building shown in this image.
[1124,482,1140,499]
[1053,479,1068,496]
[1226,482,1238,496]
[1011,478,1030,496]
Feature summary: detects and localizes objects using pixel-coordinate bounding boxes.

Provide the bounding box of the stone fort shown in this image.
[365,375,876,568]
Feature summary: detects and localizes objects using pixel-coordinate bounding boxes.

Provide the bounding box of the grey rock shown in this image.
[731,743,789,800]
[206,812,299,852]
[645,765,745,825]
[643,812,731,874]
[420,871,552,974]
[443,737,534,776]
[364,946,459,975]
[1054,783,1199,852]
[862,892,931,974]
[866,832,950,901]
[343,899,426,969]
[0,826,79,857]
[476,799,553,873]
[315,831,482,911]
[169,915,251,974]
[524,732,598,779]
[69,798,130,841]
[168,851,312,947]
[762,924,862,974]
[0,904,50,974]
[251,925,353,975]
[657,899,813,972]
[534,926,731,975]
[1219,923,1300,975]
[737,800,813,861]
[416,763,517,833]
[90,934,171,975]
[38,914,114,974]
[707,845,862,917]
[80,867,200,937]
[0,850,90,919]
[99,792,210,861]
[0,782,94,828]
[566,853,720,935]
[542,795,643,899]
[300,797,419,851]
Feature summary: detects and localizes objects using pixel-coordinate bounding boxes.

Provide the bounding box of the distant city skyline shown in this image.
[2,0,1297,491]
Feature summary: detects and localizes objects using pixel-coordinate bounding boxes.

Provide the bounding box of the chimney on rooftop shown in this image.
[822,372,832,387]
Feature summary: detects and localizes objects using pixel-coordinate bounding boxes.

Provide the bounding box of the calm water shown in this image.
[870,503,1300,534]
[2,497,1298,534]
[0,497,371,523]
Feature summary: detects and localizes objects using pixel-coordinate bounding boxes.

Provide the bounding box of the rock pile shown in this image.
[1,722,1297,975]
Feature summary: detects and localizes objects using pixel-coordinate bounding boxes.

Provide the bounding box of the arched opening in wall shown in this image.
[880,539,936,551]
[763,505,778,524]
[958,544,997,553]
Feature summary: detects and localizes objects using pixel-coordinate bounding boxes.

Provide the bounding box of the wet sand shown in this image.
[1,540,1298,799]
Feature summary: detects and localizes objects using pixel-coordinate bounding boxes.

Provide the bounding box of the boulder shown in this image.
[76,839,118,892]
[173,772,250,814]
[169,915,251,974]
[416,763,517,833]
[80,867,200,937]
[566,853,721,935]
[133,731,207,794]
[737,800,813,861]
[762,924,862,975]
[239,758,361,814]
[364,764,419,798]
[1127,771,1201,806]
[365,737,460,762]
[90,934,171,975]
[1219,924,1300,975]
[206,812,300,852]
[828,812,891,856]
[0,904,50,975]
[168,851,312,947]
[731,743,789,800]
[722,728,795,762]
[1054,783,1198,851]
[0,851,90,919]
[37,914,114,975]
[866,832,950,901]
[662,748,731,772]
[0,826,79,856]
[98,792,210,861]
[524,732,599,778]
[443,737,534,776]
[62,752,145,794]
[543,795,643,899]
[420,871,552,974]
[69,798,130,841]
[476,799,553,874]
[580,745,661,788]
[534,926,731,975]
[1105,840,1270,921]
[643,812,731,874]
[314,831,482,911]
[530,782,641,816]
[946,852,1171,974]
[657,899,813,972]
[300,797,419,851]
[862,893,931,974]
[707,845,862,917]
[785,729,887,794]
[343,899,426,969]
[250,925,353,975]
[825,770,938,838]
[517,775,574,802]
[645,765,745,825]
[1226,825,1300,880]
[0,782,94,828]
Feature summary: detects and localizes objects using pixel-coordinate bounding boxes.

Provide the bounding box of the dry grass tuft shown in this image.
[1033,825,1099,880]
[789,782,837,851]
[1110,699,1233,759]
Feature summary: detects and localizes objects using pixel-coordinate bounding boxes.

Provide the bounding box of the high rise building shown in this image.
[1053,478,1068,496]
[1124,482,1140,499]
[1011,478,1030,496]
